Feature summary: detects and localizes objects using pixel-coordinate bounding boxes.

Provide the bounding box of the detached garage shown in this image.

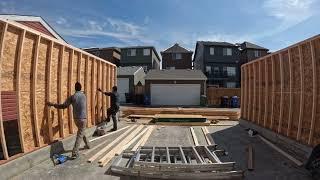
[145,69,207,106]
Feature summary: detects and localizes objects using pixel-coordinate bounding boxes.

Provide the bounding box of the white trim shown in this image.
[0,15,66,43]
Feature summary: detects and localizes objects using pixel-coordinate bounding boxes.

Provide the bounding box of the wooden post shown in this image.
[15,29,26,152]
[68,50,74,134]
[46,41,53,143]
[247,144,254,171]
[258,61,262,124]
[77,52,81,82]
[91,60,96,125]
[97,61,101,122]
[85,55,89,127]
[287,49,293,137]
[0,22,9,160]
[31,35,41,146]
[278,53,284,133]
[308,41,317,145]
[264,59,268,127]
[297,45,304,141]
[102,63,106,121]
[57,45,64,138]
[270,56,275,129]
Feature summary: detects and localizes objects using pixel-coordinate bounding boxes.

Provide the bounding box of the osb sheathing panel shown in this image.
[37,39,50,145]
[301,42,313,143]
[1,26,19,91]
[0,21,116,158]
[281,51,290,135]
[50,44,61,140]
[62,48,70,136]
[242,35,320,146]
[313,39,320,146]
[290,46,301,139]
[273,55,281,132]
[20,32,37,151]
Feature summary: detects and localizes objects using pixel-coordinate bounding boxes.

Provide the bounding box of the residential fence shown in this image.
[241,34,320,147]
[0,19,117,161]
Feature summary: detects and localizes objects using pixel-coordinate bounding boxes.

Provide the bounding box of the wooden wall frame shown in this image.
[287,49,293,136]
[308,41,317,145]
[278,53,284,133]
[297,45,304,141]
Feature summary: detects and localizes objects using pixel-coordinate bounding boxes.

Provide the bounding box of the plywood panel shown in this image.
[20,32,36,151]
[313,38,320,146]
[61,48,70,136]
[301,43,313,144]
[37,39,50,145]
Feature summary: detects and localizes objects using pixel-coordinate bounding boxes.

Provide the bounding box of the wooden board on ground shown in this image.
[190,127,199,146]
[155,121,211,126]
[131,126,155,151]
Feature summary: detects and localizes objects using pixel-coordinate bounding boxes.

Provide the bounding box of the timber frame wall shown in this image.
[241,34,320,147]
[0,20,116,161]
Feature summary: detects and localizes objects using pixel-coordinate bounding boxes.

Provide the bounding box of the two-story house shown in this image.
[239,41,269,65]
[83,47,121,66]
[120,46,161,71]
[193,41,241,88]
[161,43,193,69]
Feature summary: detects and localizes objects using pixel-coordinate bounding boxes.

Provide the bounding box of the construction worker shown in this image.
[47,82,90,159]
[98,86,119,131]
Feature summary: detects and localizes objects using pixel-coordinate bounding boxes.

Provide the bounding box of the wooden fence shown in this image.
[207,87,241,106]
[0,19,117,161]
[241,34,320,147]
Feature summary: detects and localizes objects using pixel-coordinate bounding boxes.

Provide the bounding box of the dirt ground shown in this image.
[11,119,313,180]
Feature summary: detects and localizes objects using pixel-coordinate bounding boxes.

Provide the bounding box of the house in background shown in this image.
[239,41,269,64]
[161,43,193,69]
[120,46,161,72]
[193,41,240,88]
[83,47,121,66]
[145,69,207,106]
[117,66,146,103]
[0,14,66,43]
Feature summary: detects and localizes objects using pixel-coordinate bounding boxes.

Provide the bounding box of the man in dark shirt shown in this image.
[48,82,90,158]
[98,86,120,131]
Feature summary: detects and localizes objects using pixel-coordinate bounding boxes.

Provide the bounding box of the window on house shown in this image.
[127,49,136,56]
[172,53,182,60]
[223,48,232,56]
[213,66,219,75]
[143,49,150,56]
[210,47,215,55]
[206,66,212,74]
[254,50,260,57]
[226,67,236,77]
[226,82,236,88]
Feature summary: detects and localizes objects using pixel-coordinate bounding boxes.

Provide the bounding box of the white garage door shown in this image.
[151,84,201,106]
[117,78,129,103]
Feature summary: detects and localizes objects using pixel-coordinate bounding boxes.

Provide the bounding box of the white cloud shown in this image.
[56,17,67,25]
[107,18,142,36]
[197,33,253,44]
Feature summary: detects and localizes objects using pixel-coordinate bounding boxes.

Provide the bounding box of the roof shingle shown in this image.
[161,43,193,53]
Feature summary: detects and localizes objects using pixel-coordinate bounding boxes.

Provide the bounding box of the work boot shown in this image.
[110,128,117,131]
[84,144,91,149]
[71,153,79,160]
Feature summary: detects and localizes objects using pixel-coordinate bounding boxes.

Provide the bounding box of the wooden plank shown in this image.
[0,22,9,160]
[253,63,256,123]
[201,127,211,145]
[97,61,101,122]
[248,65,252,121]
[77,52,81,82]
[131,126,155,151]
[247,145,254,171]
[191,146,203,163]
[89,125,130,143]
[91,60,96,125]
[287,49,293,136]
[179,146,187,163]
[87,125,137,163]
[270,56,275,129]
[118,126,150,153]
[57,45,64,138]
[31,35,41,146]
[264,59,268,127]
[166,147,170,163]
[68,50,74,134]
[257,61,262,124]
[278,53,284,133]
[297,45,304,141]
[151,146,155,163]
[259,135,303,166]
[102,63,106,122]
[15,29,26,152]
[190,127,199,146]
[99,125,145,166]
[85,55,89,127]
[308,41,317,145]
[46,41,53,143]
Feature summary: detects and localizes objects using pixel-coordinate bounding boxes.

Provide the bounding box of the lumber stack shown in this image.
[0,19,116,161]
[241,34,320,146]
[121,107,240,120]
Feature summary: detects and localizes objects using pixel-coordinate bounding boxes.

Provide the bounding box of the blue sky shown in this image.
[1,0,319,53]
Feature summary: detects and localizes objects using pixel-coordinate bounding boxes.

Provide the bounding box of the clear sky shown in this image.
[1,0,319,53]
